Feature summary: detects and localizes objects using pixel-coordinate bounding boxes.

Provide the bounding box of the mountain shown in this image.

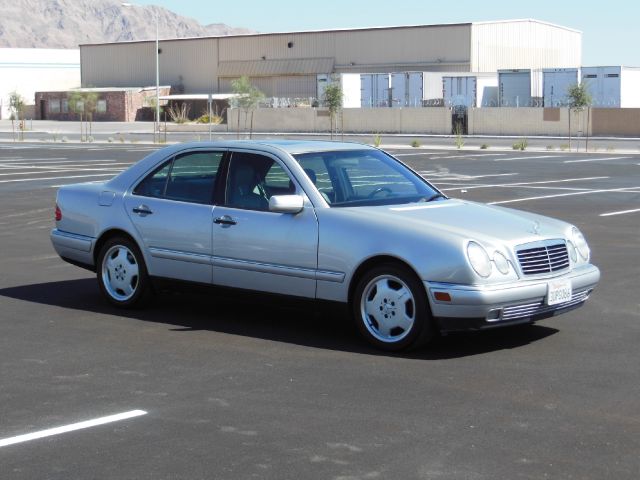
[0,0,255,49]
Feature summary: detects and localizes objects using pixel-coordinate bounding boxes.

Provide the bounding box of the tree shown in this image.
[83,91,99,140]
[230,76,265,139]
[9,91,25,141]
[567,83,592,151]
[323,81,343,140]
[68,90,99,142]
[68,91,86,141]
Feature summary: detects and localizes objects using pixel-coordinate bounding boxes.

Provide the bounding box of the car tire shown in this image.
[352,263,434,351]
[97,236,151,308]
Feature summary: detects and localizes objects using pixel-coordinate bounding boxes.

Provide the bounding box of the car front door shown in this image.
[212,150,319,298]
[124,150,224,284]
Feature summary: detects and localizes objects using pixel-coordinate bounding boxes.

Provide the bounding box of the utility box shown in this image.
[498,69,543,107]
[443,74,498,108]
[543,68,580,107]
[390,72,423,107]
[581,66,640,108]
[360,73,391,108]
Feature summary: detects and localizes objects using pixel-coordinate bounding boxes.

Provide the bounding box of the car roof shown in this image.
[164,140,376,155]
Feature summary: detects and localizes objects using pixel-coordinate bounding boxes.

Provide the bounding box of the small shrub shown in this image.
[196,113,223,124]
[546,145,555,151]
[480,144,489,150]
[130,138,138,144]
[411,140,421,148]
[560,144,569,151]
[108,137,114,143]
[373,134,382,148]
[168,103,190,124]
[118,135,125,143]
[606,145,615,152]
[453,125,465,149]
[61,136,68,143]
[512,138,528,151]
[87,136,94,143]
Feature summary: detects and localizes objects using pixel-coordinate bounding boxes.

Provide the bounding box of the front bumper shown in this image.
[425,264,600,332]
[50,229,96,270]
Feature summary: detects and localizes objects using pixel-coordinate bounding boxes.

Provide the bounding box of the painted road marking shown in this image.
[0,410,147,448]
[600,208,640,217]
[0,168,124,177]
[446,176,609,191]
[489,187,640,205]
[564,157,627,164]
[0,173,118,184]
[494,155,559,162]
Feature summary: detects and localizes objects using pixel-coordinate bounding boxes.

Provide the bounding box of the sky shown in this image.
[134,0,638,66]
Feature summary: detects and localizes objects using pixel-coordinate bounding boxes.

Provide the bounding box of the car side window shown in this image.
[295,154,335,203]
[225,152,295,211]
[133,151,223,204]
[133,161,171,198]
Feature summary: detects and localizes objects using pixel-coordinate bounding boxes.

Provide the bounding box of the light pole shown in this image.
[122,2,160,142]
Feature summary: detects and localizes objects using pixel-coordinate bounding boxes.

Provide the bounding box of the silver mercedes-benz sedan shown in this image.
[51,141,600,351]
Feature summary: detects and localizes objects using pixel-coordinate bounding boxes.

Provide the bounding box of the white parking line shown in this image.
[494,155,559,162]
[489,187,640,205]
[445,176,609,191]
[0,158,68,162]
[0,173,118,184]
[600,208,640,217]
[563,157,626,164]
[0,410,147,448]
[0,167,124,177]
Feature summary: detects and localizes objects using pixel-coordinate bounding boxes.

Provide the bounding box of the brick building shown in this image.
[34,86,170,122]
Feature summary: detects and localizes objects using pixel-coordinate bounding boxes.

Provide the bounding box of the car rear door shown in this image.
[124,150,225,284]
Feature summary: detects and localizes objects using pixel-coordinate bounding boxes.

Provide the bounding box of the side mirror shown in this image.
[269,195,304,214]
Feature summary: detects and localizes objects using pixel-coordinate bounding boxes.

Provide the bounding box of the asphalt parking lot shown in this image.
[0,142,639,479]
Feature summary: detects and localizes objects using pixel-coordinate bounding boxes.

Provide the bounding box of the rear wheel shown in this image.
[97,237,150,308]
[352,263,434,351]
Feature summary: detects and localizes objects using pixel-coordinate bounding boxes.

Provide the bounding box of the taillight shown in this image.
[55,204,62,222]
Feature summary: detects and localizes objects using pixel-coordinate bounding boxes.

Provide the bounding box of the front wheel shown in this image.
[97,237,151,308]
[352,263,434,351]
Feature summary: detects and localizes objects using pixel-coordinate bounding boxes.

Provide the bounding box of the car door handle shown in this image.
[133,205,153,216]
[214,216,237,226]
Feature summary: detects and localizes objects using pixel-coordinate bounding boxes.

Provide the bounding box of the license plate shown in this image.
[546,279,572,306]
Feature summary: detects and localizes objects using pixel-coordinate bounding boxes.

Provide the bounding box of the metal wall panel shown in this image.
[218,25,472,74]
[82,38,219,93]
[219,75,316,98]
[471,20,581,72]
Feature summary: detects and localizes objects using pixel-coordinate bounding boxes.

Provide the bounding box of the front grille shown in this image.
[500,289,591,322]
[517,241,570,276]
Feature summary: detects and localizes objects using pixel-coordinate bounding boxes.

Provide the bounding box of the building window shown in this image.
[61,99,69,113]
[49,99,61,113]
[97,99,107,113]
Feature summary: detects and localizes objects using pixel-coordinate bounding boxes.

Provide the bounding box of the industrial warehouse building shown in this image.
[76,19,582,105]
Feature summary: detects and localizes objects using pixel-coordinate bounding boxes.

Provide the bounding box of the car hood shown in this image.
[340,199,570,248]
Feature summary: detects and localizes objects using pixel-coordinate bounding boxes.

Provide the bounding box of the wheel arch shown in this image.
[348,255,427,307]
[93,228,141,264]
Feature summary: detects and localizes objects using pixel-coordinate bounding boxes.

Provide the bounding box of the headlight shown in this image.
[493,251,510,275]
[467,241,492,278]
[571,227,590,261]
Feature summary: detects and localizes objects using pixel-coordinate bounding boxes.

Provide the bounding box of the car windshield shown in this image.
[294,149,444,207]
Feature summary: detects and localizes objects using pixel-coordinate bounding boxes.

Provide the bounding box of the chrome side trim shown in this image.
[51,229,94,253]
[149,247,211,265]
[213,256,345,283]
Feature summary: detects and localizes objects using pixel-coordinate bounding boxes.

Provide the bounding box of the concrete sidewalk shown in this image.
[1,120,639,154]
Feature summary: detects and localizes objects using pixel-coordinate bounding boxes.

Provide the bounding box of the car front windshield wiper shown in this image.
[416,193,447,203]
